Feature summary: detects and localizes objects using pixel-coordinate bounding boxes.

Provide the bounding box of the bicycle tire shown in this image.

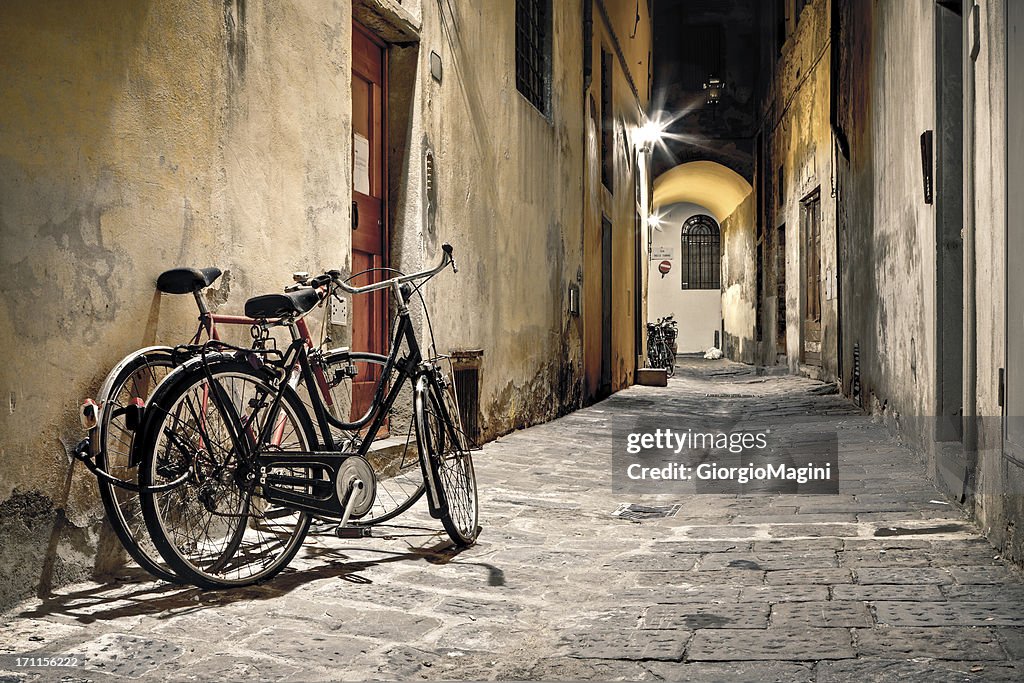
[664,342,676,377]
[138,356,314,588]
[308,350,426,525]
[414,372,479,546]
[93,346,181,582]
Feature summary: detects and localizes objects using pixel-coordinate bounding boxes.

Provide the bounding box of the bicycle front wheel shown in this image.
[414,372,479,546]
[137,357,314,588]
[94,346,180,582]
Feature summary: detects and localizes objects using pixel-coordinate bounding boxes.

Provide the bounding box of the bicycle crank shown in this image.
[336,456,376,524]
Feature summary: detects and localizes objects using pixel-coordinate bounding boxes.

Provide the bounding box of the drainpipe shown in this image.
[962,2,979,503]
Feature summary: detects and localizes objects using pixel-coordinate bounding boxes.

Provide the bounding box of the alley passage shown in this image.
[4,359,1024,681]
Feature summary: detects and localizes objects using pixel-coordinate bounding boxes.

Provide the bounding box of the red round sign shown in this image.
[658,260,672,275]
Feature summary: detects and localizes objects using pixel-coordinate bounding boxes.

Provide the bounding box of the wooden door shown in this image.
[802,192,822,366]
[600,216,613,396]
[351,24,387,418]
[775,224,787,357]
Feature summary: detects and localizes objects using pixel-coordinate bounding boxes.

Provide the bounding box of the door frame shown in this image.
[351,21,390,418]
[1004,0,1022,467]
[800,188,822,367]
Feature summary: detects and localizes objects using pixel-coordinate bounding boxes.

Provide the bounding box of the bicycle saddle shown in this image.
[244,288,320,319]
[156,267,223,294]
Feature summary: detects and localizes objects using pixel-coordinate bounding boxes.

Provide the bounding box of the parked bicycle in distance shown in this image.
[646,315,678,377]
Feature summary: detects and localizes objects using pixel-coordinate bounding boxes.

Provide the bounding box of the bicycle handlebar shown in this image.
[329,243,456,295]
[285,244,456,302]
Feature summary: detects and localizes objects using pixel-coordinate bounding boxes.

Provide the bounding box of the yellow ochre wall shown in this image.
[0,0,650,606]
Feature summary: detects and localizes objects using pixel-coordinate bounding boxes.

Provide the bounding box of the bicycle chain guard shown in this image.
[336,456,376,519]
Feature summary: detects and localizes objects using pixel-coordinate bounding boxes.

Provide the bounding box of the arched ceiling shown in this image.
[652,161,753,223]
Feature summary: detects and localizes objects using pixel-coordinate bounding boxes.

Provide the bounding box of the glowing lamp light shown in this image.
[647,213,663,231]
[634,119,667,151]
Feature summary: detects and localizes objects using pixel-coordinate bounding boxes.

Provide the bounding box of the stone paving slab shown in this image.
[687,627,855,661]
[852,626,1007,659]
[830,583,946,601]
[647,660,816,682]
[738,585,830,602]
[764,568,853,585]
[558,629,690,661]
[816,659,1024,682]
[643,603,770,629]
[873,601,1024,627]
[853,567,953,584]
[4,358,1024,680]
[771,600,873,627]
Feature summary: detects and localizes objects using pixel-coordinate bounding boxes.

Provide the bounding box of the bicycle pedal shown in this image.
[335,526,372,539]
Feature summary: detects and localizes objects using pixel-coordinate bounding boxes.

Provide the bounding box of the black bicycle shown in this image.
[132,244,478,588]
[646,315,678,376]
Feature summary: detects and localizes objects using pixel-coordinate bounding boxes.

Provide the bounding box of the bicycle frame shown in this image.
[227,301,429,519]
[202,251,457,520]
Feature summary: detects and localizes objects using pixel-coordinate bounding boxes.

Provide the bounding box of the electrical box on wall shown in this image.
[330,295,348,326]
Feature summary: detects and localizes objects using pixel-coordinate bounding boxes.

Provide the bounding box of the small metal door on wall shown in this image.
[351,24,387,419]
[1005,1,1024,465]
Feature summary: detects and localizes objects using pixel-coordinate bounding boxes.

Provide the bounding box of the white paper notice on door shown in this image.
[353,133,370,195]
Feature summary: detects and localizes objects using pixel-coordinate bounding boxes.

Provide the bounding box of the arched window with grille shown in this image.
[680,214,721,290]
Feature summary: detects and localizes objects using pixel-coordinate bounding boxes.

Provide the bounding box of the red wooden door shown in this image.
[351,24,387,418]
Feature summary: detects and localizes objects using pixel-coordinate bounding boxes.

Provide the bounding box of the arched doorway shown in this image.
[649,204,722,352]
[649,161,752,356]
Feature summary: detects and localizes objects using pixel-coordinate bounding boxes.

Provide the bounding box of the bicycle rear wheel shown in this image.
[311,350,425,524]
[138,357,314,588]
[94,346,180,582]
[414,372,479,546]
[663,341,676,377]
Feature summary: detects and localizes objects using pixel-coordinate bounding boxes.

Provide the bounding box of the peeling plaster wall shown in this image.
[0,0,351,607]
[762,0,840,380]
[0,0,650,605]
[387,0,589,438]
[833,0,937,447]
[721,192,757,364]
[406,0,649,435]
[967,0,1014,560]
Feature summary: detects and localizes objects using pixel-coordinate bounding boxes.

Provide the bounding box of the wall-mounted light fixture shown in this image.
[633,118,666,153]
[703,76,725,105]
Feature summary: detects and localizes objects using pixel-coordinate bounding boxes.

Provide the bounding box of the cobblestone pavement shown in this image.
[5,358,1024,681]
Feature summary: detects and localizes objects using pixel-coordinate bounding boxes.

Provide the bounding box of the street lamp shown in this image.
[703,76,725,106]
[634,118,667,153]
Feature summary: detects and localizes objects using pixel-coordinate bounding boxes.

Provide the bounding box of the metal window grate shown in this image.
[450,350,483,447]
[600,48,614,191]
[680,214,721,290]
[515,0,550,113]
[453,366,480,446]
[612,503,681,521]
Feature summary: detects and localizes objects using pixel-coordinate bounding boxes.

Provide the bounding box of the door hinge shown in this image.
[999,367,1005,408]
